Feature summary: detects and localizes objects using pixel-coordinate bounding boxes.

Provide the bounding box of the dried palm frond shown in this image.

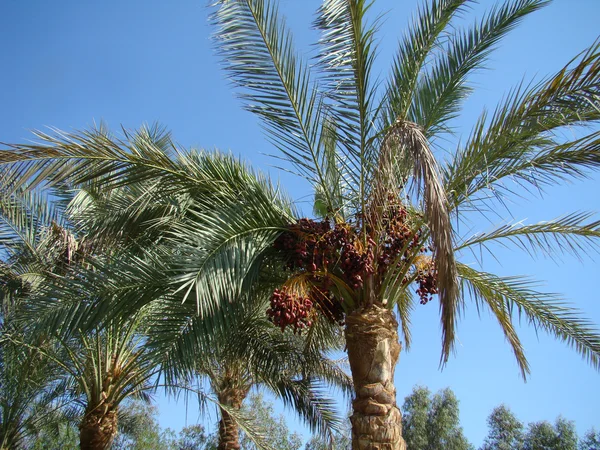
[376,120,458,363]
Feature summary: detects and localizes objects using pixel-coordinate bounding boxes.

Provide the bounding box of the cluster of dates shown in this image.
[267,288,313,333]
[415,264,439,304]
[375,201,424,275]
[274,218,372,285]
[269,204,440,332]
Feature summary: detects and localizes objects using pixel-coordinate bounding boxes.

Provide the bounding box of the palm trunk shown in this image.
[345,304,407,450]
[79,406,118,450]
[217,387,249,450]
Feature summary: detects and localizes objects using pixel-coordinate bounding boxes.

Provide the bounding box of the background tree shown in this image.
[580,429,600,450]
[0,190,78,449]
[237,393,303,450]
[401,386,473,450]
[480,405,525,450]
[524,418,578,450]
[111,400,212,450]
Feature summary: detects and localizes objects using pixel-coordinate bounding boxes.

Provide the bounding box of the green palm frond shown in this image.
[0,335,73,449]
[0,189,66,259]
[66,178,190,251]
[211,0,334,208]
[445,41,600,210]
[458,263,600,377]
[382,0,469,127]
[410,0,548,137]
[456,212,600,260]
[395,290,416,350]
[314,0,380,207]
[218,401,276,450]
[0,125,268,204]
[169,216,287,313]
[313,118,347,220]
[266,376,342,439]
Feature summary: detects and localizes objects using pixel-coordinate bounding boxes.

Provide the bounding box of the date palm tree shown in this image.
[0,187,162,450]
[196,305,351,450]
[1,1,600,445]
[0,189,79,449]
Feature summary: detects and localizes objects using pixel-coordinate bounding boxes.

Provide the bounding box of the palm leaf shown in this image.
[211,0,336,210]
[456,212,600,260]
[314,0,381,209]
[446,41,600,210]
[411,0,548,137]
[458,263,600,376]
[382,0,470,127]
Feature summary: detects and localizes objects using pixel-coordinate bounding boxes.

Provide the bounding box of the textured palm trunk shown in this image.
[217,387,249,450]
[79,406,117,450]
[345,304,407,450]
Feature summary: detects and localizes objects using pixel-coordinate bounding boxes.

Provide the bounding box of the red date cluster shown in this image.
[266,288,313,333]
[415,265,439,305]
[269,203,440,332]
[375,201,423,276]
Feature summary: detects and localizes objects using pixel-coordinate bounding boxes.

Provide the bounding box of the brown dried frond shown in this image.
[376,120,459,364]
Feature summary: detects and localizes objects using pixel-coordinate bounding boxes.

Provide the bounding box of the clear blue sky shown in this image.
[1,0,599,446]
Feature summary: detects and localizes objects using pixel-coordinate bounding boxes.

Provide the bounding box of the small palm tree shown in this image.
[0,189,78,449]
[195,304,351,450]
[0,187,161,450]
[64,163,353,450]
[12,150,351,450]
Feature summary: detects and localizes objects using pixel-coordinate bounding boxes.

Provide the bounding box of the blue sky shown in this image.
[1,0,599,446]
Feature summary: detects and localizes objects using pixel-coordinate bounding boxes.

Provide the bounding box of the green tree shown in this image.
[305,428,351,450]
[401,386,472,450]
[237,393,303,450]
[305,417,351,450]
[524,418,578,450]
[59,163,352,450]
[580,429,600,450]
[176,425,215,450]
[112,400,181,450]
[480,405,525,450]
[30,421,79,450]
[0,190,78,449]
[3,1,600,448]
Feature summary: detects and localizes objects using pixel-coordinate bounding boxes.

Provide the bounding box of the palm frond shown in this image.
[458,263,600,376]
[456,212,600,260]
[211,0,335,210]
[395,289,416,350]
[313,118,347,220]
[314,0,381,210]
[219,401,276,450]
[382,0,470,127]
[266,376,342,439]
[445,41,600,210]
[411,0,548,137]
[0,125,267,203]
[0,189,65,259]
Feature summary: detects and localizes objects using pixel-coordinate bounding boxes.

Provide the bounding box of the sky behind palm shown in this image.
[1,0,599,446]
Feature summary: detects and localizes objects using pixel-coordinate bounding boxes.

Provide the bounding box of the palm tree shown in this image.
[0,187,162,450]
[194,302,351,450]
[0,189,79,449]
[12,145,352,450]
[1,1,600,443]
